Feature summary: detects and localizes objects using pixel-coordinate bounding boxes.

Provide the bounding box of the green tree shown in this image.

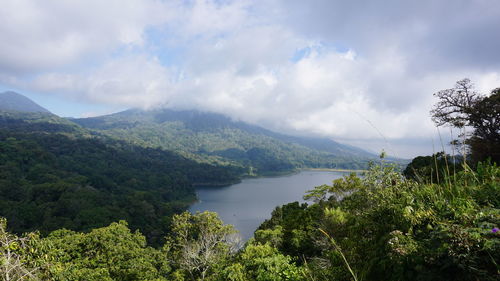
[38,221,168,281]
[259,162,500,280]
[164,211,240,280]
[467,88,500,163]
[0,218,40,281]
[402,152,463,183]
[430,79,499,163]
[234,243,305,281]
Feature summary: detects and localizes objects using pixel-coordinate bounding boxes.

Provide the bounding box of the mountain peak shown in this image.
[0,91,51,113]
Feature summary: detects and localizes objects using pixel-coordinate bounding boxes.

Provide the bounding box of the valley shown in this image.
[72,108,378,176]
[1,90,497,280]
[1,2,498,279]
[0,91,376,243]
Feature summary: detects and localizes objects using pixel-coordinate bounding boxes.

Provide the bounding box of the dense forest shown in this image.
[0,94,378,248]
[2,160,498,280]
[0,82,498,280]
[73,108,376,175]
[0,111,240,245]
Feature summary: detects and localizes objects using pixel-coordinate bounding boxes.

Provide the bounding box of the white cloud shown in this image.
[32,55,175,108]
[0,0,172,73]
[181,0,252,36]
[1,0,499,157]
[476,72,500,94]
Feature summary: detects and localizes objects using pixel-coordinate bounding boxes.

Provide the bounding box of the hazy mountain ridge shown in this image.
[0,91,51,113]
[0,91,372,243]
[73,108,377,175]
[0,94,241,243]
[0,110,88,136]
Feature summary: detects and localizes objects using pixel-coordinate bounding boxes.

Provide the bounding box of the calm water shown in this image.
[189,170,347,241]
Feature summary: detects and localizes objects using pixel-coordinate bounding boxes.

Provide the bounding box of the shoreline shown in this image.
[192,168,365,190]
[302,168,367,173]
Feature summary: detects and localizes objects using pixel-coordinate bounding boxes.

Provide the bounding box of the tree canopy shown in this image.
[430,79,499,163]
[0,121,239,245]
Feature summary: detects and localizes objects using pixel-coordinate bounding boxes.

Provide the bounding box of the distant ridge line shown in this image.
[0,91,51,113]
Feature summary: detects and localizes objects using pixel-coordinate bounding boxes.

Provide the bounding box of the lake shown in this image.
[189,170,348,241]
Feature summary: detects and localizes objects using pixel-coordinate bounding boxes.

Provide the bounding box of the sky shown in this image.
[1,0,499,158]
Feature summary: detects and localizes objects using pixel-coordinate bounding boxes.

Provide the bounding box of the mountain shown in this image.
[0,95,240,244]
[0,91,51,113]
[73,108,377,175]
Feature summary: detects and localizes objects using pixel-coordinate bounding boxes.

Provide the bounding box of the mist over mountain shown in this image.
[0,92,378,242]
[73,108,379,175]
[75,108,375,157]
[0,93,239,243]
[0,91,51,113]
[0,2,497,279]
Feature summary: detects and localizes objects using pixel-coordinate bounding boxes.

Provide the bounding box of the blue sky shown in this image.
[1,0,499,157]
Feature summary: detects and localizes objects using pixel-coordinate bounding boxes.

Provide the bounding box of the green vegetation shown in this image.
[0,111,239,245]
[431,78,499,164]
[1,218,169,281]
[1,212,305,281]
[2,161,498,280]
[0,110,87,136]
[402,152,464,183]
[73,109,375,175]
[0,83,497,280]
[257,161,499,280]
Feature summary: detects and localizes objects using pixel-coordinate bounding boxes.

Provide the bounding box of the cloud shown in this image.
[0,0,172,74]
[1,0,499,157]
[31,55,175,108]
[276,0,500,71]
[179,0,252,37]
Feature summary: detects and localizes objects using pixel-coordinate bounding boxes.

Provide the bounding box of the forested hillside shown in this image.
[2,85,497,280]
[73,108,376,175]
[256,161,499,280]
[1,0,498,279]
[2,161,498,280]
[0,111,240,244]
[0,93,374,247]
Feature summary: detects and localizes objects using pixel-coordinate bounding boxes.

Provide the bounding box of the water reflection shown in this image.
[189,171,348,241]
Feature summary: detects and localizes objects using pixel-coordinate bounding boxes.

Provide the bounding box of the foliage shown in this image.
[257,202,323,259]
[1,97,498,280]
[34,221,169,281]
[259,162,500,280]
[0,119,239,244]
[0,215,309,281]
[430,78,480,128]
[0,111,87,136]
[402,152,464,183]
[225,242,305,281]
[2,157,497,281]
[0,218,41,280]
[73,108,374,175]
[164,211,240,280]
[467,88,500,163]
[430,79,499,164]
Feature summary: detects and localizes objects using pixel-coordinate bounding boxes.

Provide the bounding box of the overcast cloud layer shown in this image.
[1,0,499,157]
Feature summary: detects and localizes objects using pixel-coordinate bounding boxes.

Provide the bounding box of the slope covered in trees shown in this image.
[257,161,499,280]
[2,161,498,280]
[73,108,377,175]
[0,110,240,244]
[2,86,497,280]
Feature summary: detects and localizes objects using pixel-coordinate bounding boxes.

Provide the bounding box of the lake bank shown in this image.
[303,167,367,173]
[189,170,348,241]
